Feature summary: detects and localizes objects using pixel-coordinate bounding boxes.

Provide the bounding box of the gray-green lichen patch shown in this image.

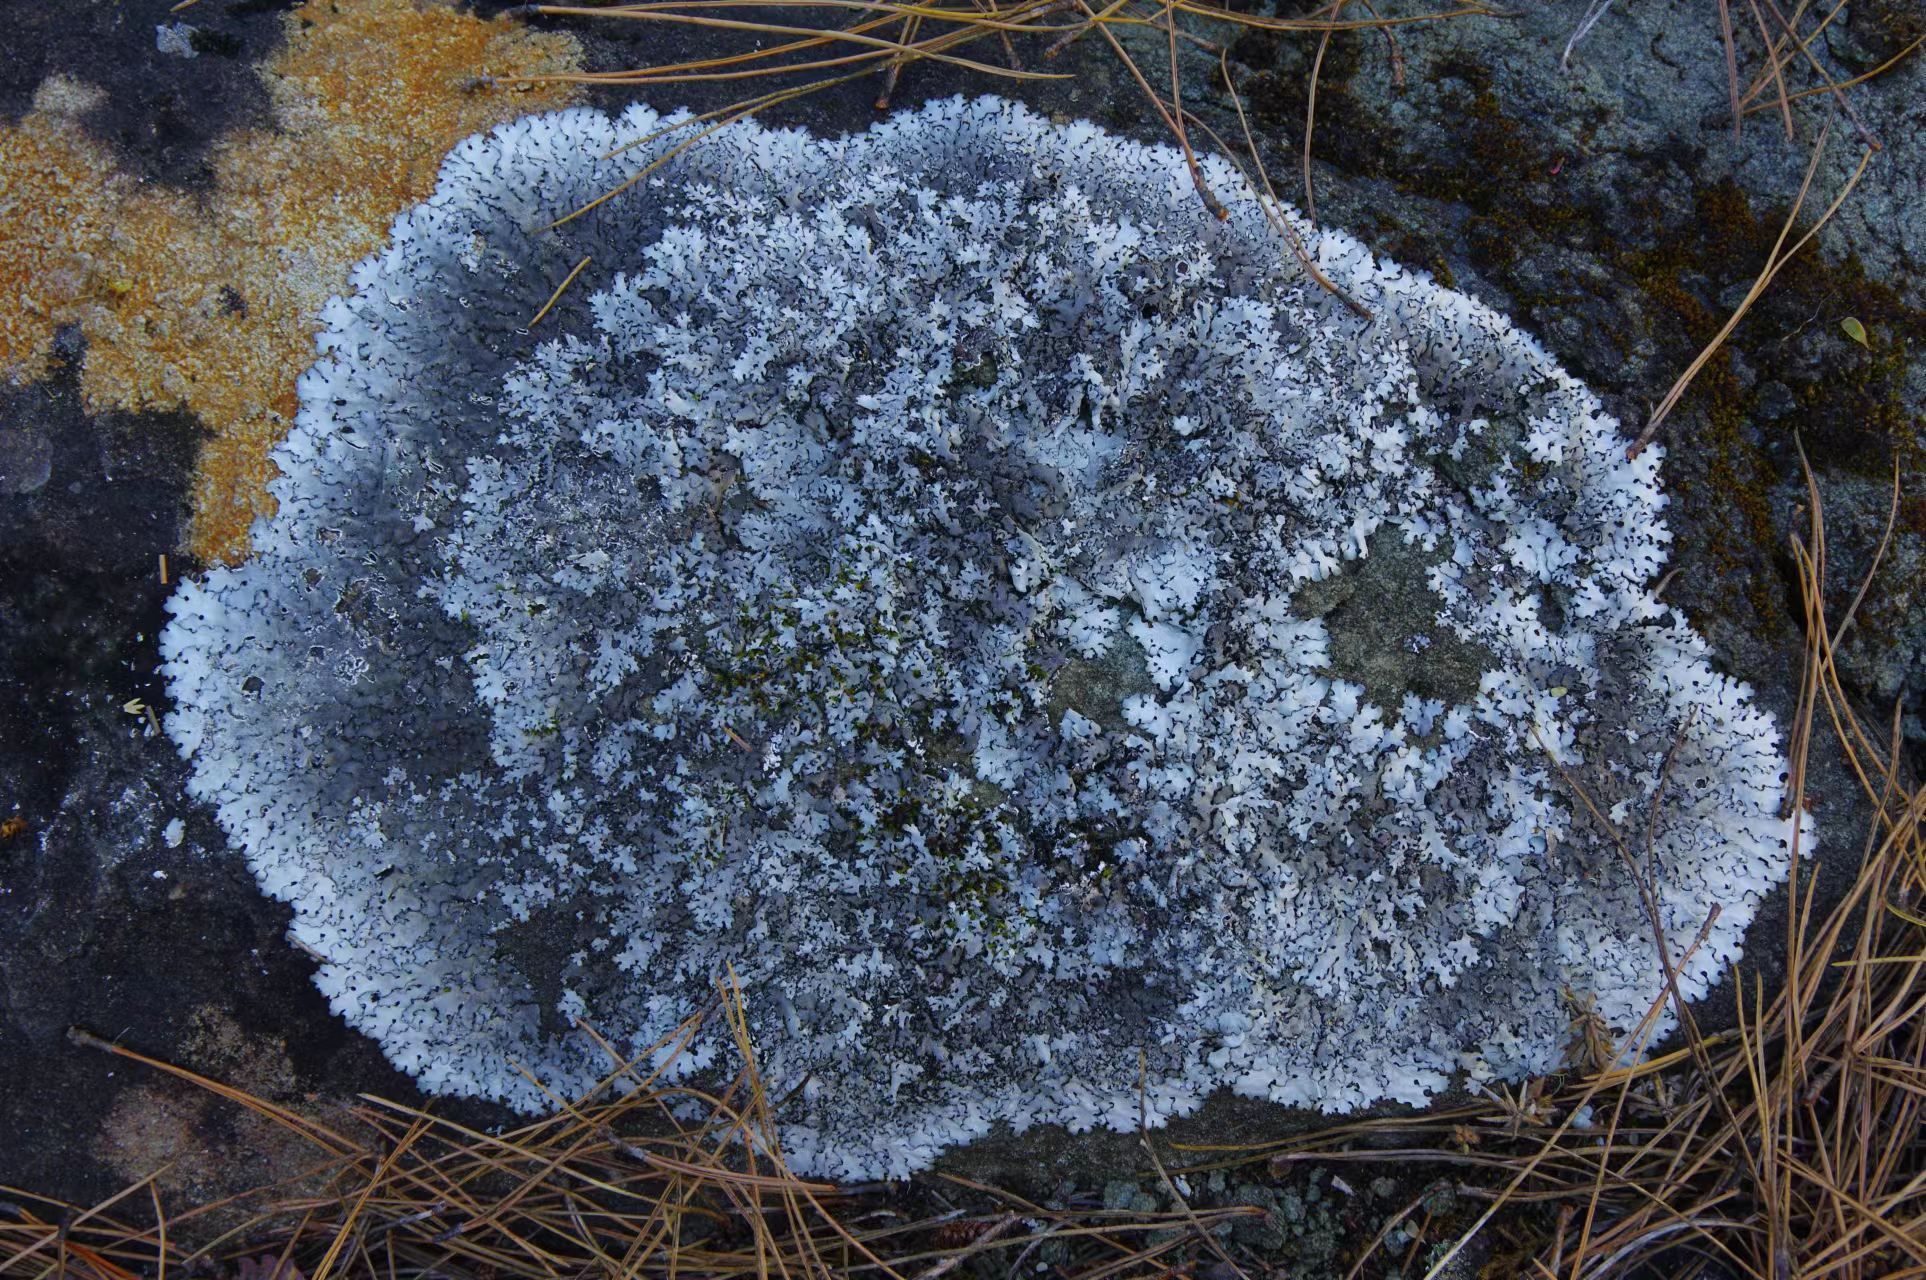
[1047,630,1158,734]
[1295,527,1497,711]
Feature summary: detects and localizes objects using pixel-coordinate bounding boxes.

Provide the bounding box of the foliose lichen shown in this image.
[161,97,1803,1179]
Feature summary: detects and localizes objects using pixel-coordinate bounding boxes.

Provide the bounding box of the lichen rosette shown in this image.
[161,97,1802,1179]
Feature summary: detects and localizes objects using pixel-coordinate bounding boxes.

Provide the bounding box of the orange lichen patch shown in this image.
[58,0,583,563]
[0,79,123,385]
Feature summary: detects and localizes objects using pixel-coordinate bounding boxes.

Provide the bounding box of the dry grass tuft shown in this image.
[6,973,1267,1280]
[505,0,1498,314]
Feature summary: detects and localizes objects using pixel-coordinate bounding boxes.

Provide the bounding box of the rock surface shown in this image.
[1,0,1919,1209]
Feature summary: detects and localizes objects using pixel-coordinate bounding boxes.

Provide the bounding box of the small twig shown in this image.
[1342,1187,1433,1280]
[1755,0,1881,145]
[1740,35,1923,114]
[528,255,592,328]
[1138,1050,1252,1280]
[1714,0,1742,136]
[66,1027,359,1155]
[1303,0,1347,225]
[1068,0,1225,218]
[909,1213,1019,1280]
[1827,455,1901,650]
[874,11,925,107]
[1217,56,1373,319]
[1163,0,1216,218]
[1559,0,1618,69]
[1742,0,1797,139]
[1044,0,1126,58]
[1630,121,1871,457]
[1355,0,1406,86]
[149,1184,167,1280]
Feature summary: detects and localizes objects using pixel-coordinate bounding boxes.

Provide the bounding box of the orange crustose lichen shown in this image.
[0,79,125,386]
[0,0,582,562]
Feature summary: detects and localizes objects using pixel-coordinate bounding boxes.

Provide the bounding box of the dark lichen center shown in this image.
[1047,629,1156,734]
[1295,527,1496,709]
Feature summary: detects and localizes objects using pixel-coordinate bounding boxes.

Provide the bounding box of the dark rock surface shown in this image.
[0,0,301,188]
[1,0,1919,1216]
[0,344,423,1202]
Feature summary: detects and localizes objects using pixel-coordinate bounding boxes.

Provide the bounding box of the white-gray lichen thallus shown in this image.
[161,97,1803,1180]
